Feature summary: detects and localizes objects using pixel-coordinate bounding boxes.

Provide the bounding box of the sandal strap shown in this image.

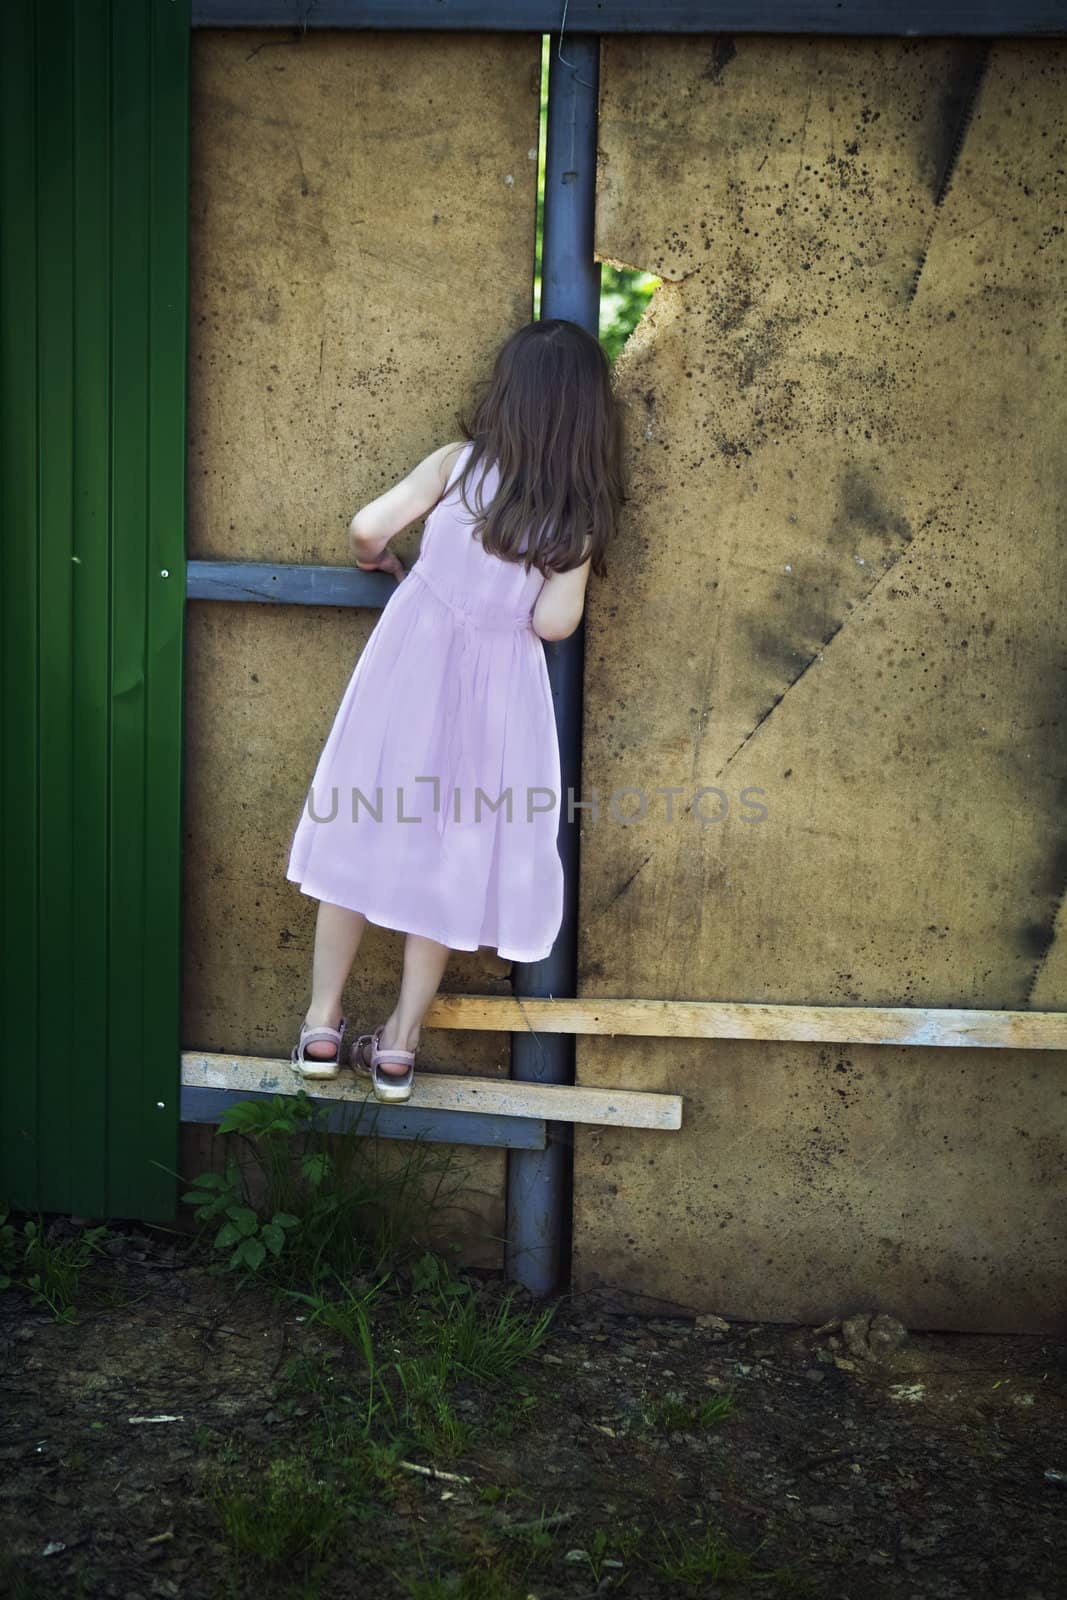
[357,1025,415,1067]
[300,1024,345,1044]
[294,1018,347,1062]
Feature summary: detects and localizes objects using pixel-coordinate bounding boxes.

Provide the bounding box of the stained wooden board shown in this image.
[181,1053,684,1130]
[422,995,1067,1050]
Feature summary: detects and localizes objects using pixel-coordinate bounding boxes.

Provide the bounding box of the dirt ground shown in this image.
[1,1217,1064,1600]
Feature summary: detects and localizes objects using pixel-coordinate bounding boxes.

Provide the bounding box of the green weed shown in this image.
[636,1384,739,1432]
[0,1202,110,1322]
[173,1090,475,1295]
[648,1515,764,1585]
[205,1449,348,1581]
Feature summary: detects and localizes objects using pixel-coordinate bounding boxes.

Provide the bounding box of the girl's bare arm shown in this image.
[349,442,465,565]
[531,548,592,641]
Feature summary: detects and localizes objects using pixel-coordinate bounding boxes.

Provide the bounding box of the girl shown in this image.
[286,318,626,1102]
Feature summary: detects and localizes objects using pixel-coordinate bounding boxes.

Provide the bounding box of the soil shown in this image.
[1,1216,1064,1600]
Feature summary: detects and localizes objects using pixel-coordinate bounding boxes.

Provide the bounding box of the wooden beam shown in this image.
[182,1052,684,1129]
[421,994,1067,1050]
[191,2,1067,38]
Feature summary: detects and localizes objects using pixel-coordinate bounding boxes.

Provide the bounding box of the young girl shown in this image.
[285,318,626,1102]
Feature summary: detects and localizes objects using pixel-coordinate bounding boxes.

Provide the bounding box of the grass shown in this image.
[0,1202,112,1323]
[173,1099,796,1598]
[3,1091,820,1600]
[635,1384,740,1433]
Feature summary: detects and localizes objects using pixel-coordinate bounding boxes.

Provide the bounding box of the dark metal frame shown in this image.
[182,1086,547,1148]
[192,2,1066,35]
[186,559,395,607]
[188,0,1063,1295]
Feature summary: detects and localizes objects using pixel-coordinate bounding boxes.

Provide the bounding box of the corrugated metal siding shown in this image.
[1,0,189,1221]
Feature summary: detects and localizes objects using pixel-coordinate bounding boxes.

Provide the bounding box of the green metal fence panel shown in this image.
[0,0,189,1222]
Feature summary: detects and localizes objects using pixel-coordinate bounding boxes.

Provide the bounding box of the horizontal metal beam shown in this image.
[191,2,1067,36]
[180,1084,547,1148]
[186,558,392,607]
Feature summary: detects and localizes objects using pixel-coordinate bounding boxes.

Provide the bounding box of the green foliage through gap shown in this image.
[533,35,659,360]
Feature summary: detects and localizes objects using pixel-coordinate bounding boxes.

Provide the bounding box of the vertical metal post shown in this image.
[505,31,601,1297]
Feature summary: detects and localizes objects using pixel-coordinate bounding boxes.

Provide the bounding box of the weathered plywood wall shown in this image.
[576,37,1067,1330]
[180,30,542,1267]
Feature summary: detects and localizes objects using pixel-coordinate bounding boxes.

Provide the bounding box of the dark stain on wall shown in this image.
[1020,830,1067,1002]
[829,463,914,551]
[701,38,737,87]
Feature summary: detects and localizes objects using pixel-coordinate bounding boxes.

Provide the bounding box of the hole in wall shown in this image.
[532,36,661,363]
[599,264,661,363]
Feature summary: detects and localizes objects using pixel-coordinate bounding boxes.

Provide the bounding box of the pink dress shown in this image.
[285,442,565,962]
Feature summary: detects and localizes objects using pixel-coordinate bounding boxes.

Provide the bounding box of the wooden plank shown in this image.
[192,2,1067,38]
[422,994,1067,1050]
[186,559,392,608]
[180,1085,547,1148]
[181,1052,684,1129]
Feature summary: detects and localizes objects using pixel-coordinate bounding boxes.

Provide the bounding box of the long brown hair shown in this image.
[450,319,627,580]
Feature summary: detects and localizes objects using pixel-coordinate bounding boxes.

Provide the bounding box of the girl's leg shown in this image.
[375,932,451,1074]
[302,900,368,1060]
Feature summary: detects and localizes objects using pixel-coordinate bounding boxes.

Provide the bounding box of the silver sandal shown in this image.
[291,1015,347,1080]
[351,1025,416,1103]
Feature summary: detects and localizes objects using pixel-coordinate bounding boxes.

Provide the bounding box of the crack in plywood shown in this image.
[708,534,917,785]
[590,850,656,923]
[906,42,992,307]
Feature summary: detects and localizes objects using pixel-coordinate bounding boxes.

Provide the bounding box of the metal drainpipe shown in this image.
[505,31,601,1298]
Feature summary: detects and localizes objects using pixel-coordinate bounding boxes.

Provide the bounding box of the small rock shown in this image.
[842,1311,908,1361]
[842,1314,873,1358]
[867,1312,908,1357]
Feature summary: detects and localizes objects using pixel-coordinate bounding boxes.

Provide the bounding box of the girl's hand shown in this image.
[355,549,406,582]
